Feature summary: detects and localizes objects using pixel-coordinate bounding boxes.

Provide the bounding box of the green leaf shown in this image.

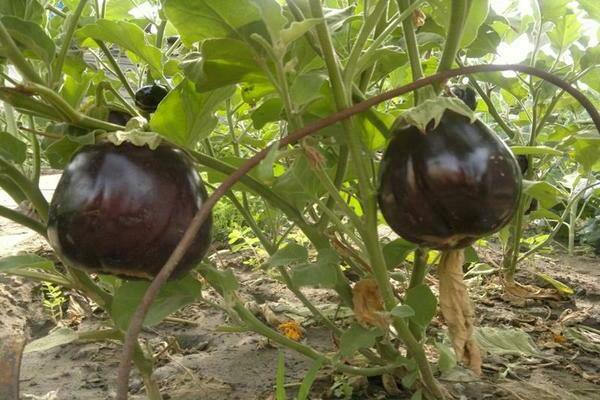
[435,342,457,373]
[474,327,540,356]
[382,239,417,269]
[339,323,383,357]
[296,357,324,400]
[76,19,163,75]
[578,0,600,20]
[150,79,234,149]
[510,146,563,157]
[280,18,322,45]
[536,273,574,295]
[251,0,286,40]
[523,180,566,208]
[0,0,44,24]
[539,0,569,21]
[45,133,94,169]
[103,0,136,20]
[467,24,501,57]
[183,39,270,92]
[197,262,239,296]
[0,254,54,272]
[0,16,55,67]
[251,97,283,129]
[257,142,280,185]
[272,155,329,209]
[269,243,308,267]
[290,73,326,109]
[109,275,203,330]
[24,327,78,353]
[390,304,415,319]
[570,137,600,172]
[60,73,93,109]
[164,0,262,44]
[275,351,287,400]
[404,284,437,329]
[430,0,489,47]
[0,131,27,164]
[473,72,528,99]
[290,250,340,289]
[548,14,581,51]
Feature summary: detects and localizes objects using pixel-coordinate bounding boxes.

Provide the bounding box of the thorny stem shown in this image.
[115,64,600,400]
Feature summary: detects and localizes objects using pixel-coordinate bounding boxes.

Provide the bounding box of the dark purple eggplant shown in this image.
[450,86,477,111]
[378,110,522,250]
[47,142,212,280]
[107,109,133,126]
[135,84,169,113]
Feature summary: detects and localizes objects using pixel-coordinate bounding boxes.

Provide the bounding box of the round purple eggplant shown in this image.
[47,142,212,280]
[378,110,521,250]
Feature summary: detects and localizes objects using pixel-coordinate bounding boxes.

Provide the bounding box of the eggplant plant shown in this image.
[0,1,599,400]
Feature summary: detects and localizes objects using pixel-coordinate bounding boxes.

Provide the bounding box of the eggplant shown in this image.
[107,109,133,126]
[135,84,169,113]
[450,86,477,111]
[47,142,212,280]
[378,110,522,250]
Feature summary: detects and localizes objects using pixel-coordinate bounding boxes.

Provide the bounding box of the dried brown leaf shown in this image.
[352,278,389,329]
[503,280,561,301]
[438,249,482,375]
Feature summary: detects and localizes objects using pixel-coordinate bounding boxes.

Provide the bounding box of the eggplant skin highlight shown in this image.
[378,110,522,250]
[47,142,212,280]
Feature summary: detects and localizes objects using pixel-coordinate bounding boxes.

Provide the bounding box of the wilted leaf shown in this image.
[474,327,540,356]
[438,250,482,375]
[24,328,78,353]
[352,278,388,329]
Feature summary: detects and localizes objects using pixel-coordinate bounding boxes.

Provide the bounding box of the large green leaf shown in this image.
[0,0,44,24]
[571,137,600,172]
[382,239,417,270]
[430,0,489,47]
[0,131,27,164]
[183,39,270,92]
[269,243,308,267]
[150,79,234,149]
[0,254,54,272]
[250,0,286,40]
[339,323,383,357]
[76,19,163,74]
[164,0,262,44]
[272,155,329,209]
[0,16,55,67]
[109,275,203,330]
[404,284,437,329]
[24,327,78,353]
[522,180,566,208]
[578,0,600,20]
[290,249,340,289]
[548,14,581,51]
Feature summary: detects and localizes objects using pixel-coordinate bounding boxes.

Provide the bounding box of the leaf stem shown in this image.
[0,157,49,222]
[95,40,137,99]
[53,0,89,85]
[435,0,470,87]
[0,205,47,237]
[0,19,44,84]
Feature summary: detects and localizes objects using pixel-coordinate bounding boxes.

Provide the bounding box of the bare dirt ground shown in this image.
[1,177,599,400]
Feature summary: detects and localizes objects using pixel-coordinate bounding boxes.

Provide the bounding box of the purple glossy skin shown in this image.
[47,142,212,280]
[378,111,521,250]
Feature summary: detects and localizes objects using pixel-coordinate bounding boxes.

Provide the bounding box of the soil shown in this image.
[1,177,599,400]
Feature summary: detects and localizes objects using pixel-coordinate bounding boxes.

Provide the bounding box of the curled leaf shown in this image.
[438,249,482,375]
[352,278,389,329]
